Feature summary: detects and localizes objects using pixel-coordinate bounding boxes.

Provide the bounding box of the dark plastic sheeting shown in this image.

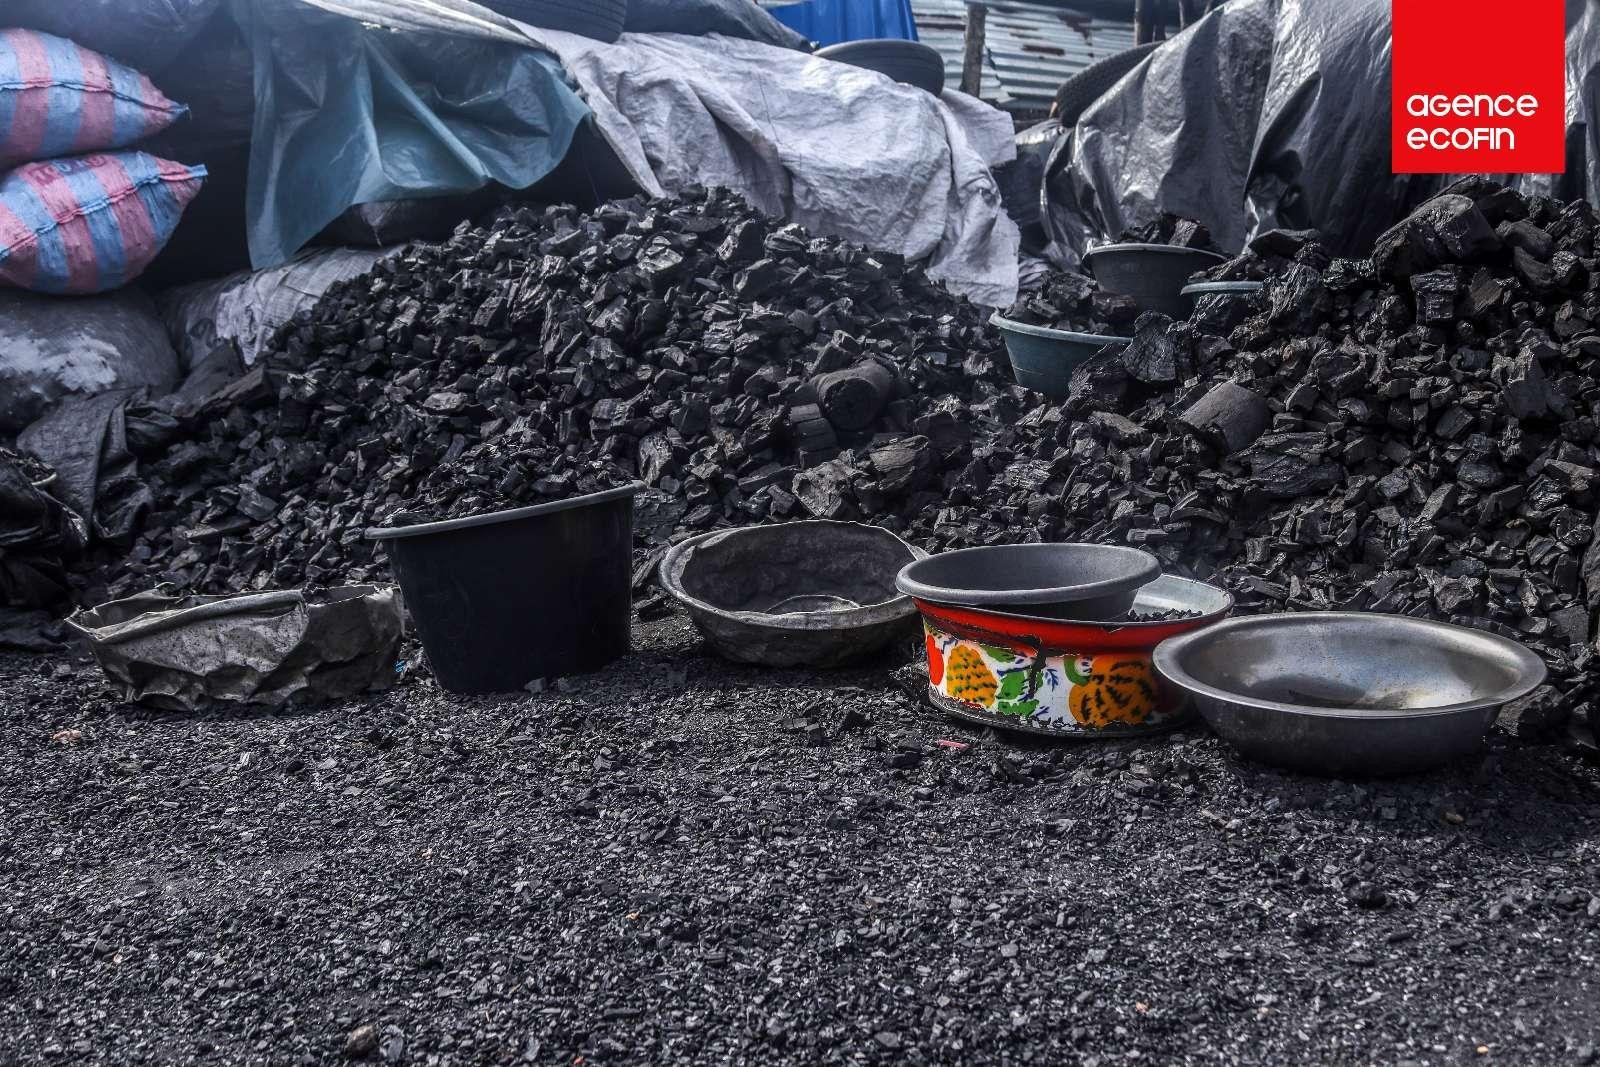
[1044,0,1600,268]
[235,0,589,269]
[769,0,919,46]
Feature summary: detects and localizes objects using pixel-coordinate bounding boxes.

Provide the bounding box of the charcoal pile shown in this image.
[68,177,1600,749]
[1003,269,1137,334]
[386,421,635,525]
[936,181,1600,748]
[1118,212,1222,252]
[99,187,1015,596]
[1194,227,1330,282]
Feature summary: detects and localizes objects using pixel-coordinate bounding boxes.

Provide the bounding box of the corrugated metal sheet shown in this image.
[911,0,1138,115]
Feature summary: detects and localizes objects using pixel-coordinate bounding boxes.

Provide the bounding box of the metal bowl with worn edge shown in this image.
[659,520,926,668]
[913,575,1233,738]
[1154,612,1547,777]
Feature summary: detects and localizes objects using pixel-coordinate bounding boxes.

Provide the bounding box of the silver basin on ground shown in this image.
[1154,612,1547,777]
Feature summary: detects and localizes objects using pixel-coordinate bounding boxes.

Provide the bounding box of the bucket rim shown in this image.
[365,482,645,541]
[988,311,1126,345]
[1180,280,1265,295]
[1082,242,1230,262]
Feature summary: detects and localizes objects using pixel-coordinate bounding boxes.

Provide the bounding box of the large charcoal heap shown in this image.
[104,188,1014,596]
[935,180,1600,746]
[389,422,634,525]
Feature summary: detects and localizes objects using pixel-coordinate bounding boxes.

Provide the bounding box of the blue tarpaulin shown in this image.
[768,0,918,46]
[235,0,589,269]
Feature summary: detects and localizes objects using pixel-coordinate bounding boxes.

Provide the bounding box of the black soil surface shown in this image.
[3,613,1598,1067]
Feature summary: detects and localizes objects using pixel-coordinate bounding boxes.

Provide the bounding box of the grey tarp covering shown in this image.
[69,586,405,711]
[1045,0,1600,269]
[16,347,247,555]
[18,389,152,548]
[519,27,1021,306]
[159,247,398,370]
[0,290,179,435]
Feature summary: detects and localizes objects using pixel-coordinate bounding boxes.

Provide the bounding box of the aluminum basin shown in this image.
[1154,612,1547,777]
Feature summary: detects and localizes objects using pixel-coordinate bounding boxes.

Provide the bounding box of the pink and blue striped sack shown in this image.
[0,28,187,170]
[0,151,207,294]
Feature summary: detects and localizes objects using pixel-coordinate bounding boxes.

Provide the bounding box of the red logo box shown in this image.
[1392,0,1565,174]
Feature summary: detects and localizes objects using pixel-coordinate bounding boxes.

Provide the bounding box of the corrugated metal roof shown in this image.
[911,0,1137,115]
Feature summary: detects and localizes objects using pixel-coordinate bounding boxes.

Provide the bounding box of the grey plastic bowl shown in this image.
[1154,613,1547,777]
[990,313,1124,399]
[1083,242,1230,317]
[659,520,926,668]
[895,542,1162,621]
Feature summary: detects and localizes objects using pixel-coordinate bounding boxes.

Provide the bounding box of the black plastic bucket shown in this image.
[366,483,643,693]
[1082,243,1230,317]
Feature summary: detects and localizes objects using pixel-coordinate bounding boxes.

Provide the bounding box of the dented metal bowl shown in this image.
[1154,613,1547,777]
[660,520,926,668]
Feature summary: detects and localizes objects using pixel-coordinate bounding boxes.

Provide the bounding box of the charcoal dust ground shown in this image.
[2,611,1598,1067]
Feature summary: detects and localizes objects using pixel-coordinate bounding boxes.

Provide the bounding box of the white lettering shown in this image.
[1406,93,1541,118]
[1409,126,1516,151]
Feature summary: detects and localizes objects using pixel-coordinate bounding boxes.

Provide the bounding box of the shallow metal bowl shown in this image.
[1154,612,1546,777]
[660,520,925,668]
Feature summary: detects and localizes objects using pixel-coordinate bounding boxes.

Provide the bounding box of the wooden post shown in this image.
[1134,0,1153,44]
[961,2,987,97]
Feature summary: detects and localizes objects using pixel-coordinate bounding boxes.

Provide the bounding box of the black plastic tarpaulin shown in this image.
[1042,0,1600,266]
